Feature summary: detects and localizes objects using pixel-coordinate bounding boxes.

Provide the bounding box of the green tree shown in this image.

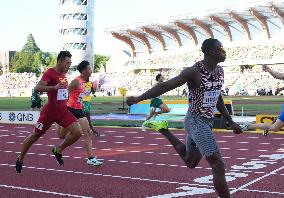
[93,54,110,72]
[22,34,40,54]
[11,34,45,75]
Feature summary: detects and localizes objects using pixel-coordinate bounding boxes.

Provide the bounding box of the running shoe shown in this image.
[87,157,103,166]
[240,122,250,131]
[52,147,64,166]
[263,129,269,137]
[15,158,23,173]
[142,120,169,131]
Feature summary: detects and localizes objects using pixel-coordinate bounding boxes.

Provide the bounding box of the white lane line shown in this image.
[257,150,268,152]
[1,163,215,188]
[273,138,284,140]
[0,184,92,198]
[238,149,249,151]
[240,189,284,195]
[231,166,284,194]
[14,127,26,129]
[104,131,116,133]
[0,130,9,132]
[247,137,259,139]
[238,142,249,144]
[259,143,270,145]
[18,131,30,133]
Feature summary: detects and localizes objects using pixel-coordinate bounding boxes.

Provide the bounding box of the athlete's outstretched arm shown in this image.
[263,65,284,80]
[35,80,65,92]
[216,95,242,134]
[127,67,197,104]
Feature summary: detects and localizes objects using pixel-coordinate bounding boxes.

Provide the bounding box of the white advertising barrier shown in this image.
[0,111,40,125]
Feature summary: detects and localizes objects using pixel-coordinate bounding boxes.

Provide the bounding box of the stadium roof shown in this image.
[107,0,284,57]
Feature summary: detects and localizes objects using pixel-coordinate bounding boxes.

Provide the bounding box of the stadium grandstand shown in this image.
[102,0,284,96]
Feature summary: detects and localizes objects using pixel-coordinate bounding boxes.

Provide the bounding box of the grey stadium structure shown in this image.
[108,0,284,61]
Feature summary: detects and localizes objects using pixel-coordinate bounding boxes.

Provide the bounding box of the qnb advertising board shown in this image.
[0,111,40,124]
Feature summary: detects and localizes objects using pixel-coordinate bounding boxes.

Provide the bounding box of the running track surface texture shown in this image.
[0,124,283,198]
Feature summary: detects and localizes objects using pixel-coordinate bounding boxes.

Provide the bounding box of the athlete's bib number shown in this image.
[57,89,68,101]
[78,93,85,103]
[202,90,220,107]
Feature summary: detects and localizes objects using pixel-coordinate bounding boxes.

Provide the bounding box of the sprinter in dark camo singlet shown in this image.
[127,39,242,198]
[188,61,224,118]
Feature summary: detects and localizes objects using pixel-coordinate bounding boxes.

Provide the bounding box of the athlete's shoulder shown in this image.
[183,64,200,75]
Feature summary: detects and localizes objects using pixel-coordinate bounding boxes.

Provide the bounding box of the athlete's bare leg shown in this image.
[18,130,43,163]
[56,122,81,153]
[146,108,156,120]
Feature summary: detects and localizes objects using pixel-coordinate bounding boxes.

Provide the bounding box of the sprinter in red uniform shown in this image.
[15,51,82,173]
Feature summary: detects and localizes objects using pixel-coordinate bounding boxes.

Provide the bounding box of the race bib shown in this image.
[57,89,68,101]
[202,90,220,107]
[78,92,85,103]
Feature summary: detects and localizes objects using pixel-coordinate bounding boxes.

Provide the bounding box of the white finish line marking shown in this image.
[0,184,92,198]
[231,166,284,194]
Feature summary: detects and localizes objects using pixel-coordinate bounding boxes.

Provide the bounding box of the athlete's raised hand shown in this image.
[230,121,243,134]
[126,96,138,106]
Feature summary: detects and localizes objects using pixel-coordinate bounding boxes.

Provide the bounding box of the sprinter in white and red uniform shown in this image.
[16,51,82,173]
[127,39,243,198]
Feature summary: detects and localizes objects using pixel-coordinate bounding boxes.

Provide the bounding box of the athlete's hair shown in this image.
[201,38,220,55]
[77,60,90,73]
[156,74,162,81]
[57,51,72,62]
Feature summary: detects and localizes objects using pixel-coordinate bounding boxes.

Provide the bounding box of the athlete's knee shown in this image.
[185,152,202,169]
[68,122,82,138]
[58,132,67,139]
[206,152,225,175]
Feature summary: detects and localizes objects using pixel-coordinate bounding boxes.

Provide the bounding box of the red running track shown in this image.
[0,123,283,198]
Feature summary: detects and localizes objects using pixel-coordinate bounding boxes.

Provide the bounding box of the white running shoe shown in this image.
[87,157,103,166]
[240,122,250,131]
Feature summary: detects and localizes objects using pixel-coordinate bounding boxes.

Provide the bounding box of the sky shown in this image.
[0,0,262,55]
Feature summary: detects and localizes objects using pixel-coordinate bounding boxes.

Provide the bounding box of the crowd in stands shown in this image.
[0,72,39,96]
[1,42,284,97]
[129,43,284,67]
